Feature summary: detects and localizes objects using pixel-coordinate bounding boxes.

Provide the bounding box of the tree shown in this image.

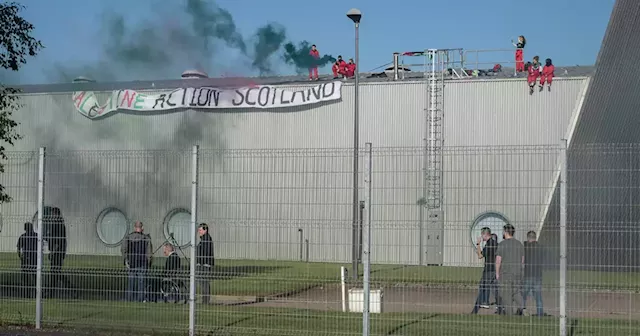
[0,1,43,203]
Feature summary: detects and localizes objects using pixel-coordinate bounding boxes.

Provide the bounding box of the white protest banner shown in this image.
[72,81,343,119]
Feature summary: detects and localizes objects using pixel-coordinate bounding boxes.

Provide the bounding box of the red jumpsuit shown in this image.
[344,62,356,78]
[527,64,541,86]
[540,65,555,86]
[309,49,320,80]
[332,60,346,77]
[515,42,525,72]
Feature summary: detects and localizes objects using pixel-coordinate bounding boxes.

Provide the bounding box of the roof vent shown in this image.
[72,76,95,83]
[181,69,209,79]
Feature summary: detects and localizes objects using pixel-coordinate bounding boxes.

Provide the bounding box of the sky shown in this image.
[6,0,616,84]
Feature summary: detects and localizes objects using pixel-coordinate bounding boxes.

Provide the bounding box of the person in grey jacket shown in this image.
[196,223,214,304]
[121,221,152,302]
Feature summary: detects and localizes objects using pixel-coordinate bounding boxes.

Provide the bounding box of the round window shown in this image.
[163,209,192,247]
[96,208,129,246]
[470,212,510,247]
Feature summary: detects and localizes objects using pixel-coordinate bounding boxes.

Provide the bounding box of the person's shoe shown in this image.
[522,308,529,316]
[539,85,544,92]
[548,86,551,92]
[529,87,534,95]
[480,304,490,309]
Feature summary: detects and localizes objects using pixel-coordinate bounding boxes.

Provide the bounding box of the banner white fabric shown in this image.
[72,81,342,119]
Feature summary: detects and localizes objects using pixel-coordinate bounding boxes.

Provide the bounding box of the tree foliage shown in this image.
[0,1,43,203]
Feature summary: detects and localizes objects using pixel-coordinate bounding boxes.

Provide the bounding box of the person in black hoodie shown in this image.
[17,222,38,297]
[196,223,214,304]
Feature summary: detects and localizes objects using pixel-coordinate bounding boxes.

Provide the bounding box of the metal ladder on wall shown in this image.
[424,49,444,210]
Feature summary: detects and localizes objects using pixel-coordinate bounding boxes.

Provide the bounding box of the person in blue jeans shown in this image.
[121,221,153,302]
[471,227,499,314]
[523,231,544,316]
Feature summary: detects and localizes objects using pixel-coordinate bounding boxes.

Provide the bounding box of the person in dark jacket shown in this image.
[196,223,214,304]
[17,222,38,297]
[523,231,545,316]
[121,221,153,302]
[163,243,181,279]
[44,207,73,294]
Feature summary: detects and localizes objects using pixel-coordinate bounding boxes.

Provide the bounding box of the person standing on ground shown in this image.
[17,222,38,297]
[495,224,525,315]
[122,221,152,302]
[471,227,499,314]
[196,223,214,304]
[522,231,545,316]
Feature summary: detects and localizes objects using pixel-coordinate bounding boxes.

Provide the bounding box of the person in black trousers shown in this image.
[17,222,38,297]
[196,223,214,304]
[471,227,499,314]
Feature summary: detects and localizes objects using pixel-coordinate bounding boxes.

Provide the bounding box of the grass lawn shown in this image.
[0,299,638,336]
[1,253,637,301]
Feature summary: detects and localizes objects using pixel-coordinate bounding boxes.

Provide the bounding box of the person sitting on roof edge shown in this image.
[344,59,356,79]
[539,58,555,92]
[332,56,347,79]
[527,56,542,95]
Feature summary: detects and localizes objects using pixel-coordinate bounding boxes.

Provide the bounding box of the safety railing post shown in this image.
[35,147,45,329]
[188,145,199,336]
[559,139,568,336]
[362,142,373,336]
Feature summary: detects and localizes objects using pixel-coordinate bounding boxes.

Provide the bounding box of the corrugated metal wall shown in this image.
[0,78,588,265]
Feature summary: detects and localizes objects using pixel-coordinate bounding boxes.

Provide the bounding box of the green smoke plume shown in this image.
[48,0,334,82]
[282,41,336,75]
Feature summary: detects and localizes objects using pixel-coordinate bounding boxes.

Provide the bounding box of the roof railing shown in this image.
[389,48,524,80]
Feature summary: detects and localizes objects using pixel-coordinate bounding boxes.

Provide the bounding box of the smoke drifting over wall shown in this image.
[19,0,342,218]
[52,0,335,81]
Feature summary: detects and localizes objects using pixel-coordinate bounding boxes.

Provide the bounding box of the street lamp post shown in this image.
[347,8,362,282]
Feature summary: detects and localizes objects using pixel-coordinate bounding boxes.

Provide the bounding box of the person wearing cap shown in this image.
[17,222,38,297]
[196,223,214,304]
[121,221,153,302]
[495,223,525,315]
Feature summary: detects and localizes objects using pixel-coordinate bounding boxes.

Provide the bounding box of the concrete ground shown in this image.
[256,285,640,320]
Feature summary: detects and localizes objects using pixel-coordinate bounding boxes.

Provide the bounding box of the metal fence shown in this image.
[0,143,638,335]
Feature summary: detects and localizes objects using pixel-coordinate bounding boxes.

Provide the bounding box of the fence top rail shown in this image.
[2,144,567,158]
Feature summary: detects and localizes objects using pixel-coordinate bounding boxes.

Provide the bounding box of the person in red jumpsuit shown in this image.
[309,44,320,81]
[332,56,347,79]
[539,58,555,92]
[527,56,542,95]
[512,35,526,73]
[344,59,356,78]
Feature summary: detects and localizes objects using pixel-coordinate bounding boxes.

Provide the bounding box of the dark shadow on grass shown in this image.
[569,318,579,336]
[0,264,289,301]
[54,312,101,327]
[385,313,440,335]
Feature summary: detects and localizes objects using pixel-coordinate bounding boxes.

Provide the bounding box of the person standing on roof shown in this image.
[527,56,542,95]
[309,44,320,81]
[512,36,526,73]
[539,58,555,92]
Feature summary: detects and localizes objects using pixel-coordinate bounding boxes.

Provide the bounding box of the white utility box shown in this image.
[348,288,383,313]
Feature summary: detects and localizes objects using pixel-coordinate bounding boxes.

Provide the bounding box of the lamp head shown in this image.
[346,8,362,24]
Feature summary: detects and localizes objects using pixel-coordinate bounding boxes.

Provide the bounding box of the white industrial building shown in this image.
[0,46,597,269]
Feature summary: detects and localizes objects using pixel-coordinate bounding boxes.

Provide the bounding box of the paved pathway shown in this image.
[256,285,640,320]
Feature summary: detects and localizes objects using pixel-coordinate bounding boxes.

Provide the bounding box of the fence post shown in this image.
[35,147,45,329]
[559,139,568,336]
[189,145,199,336]
[362,143,372,336]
